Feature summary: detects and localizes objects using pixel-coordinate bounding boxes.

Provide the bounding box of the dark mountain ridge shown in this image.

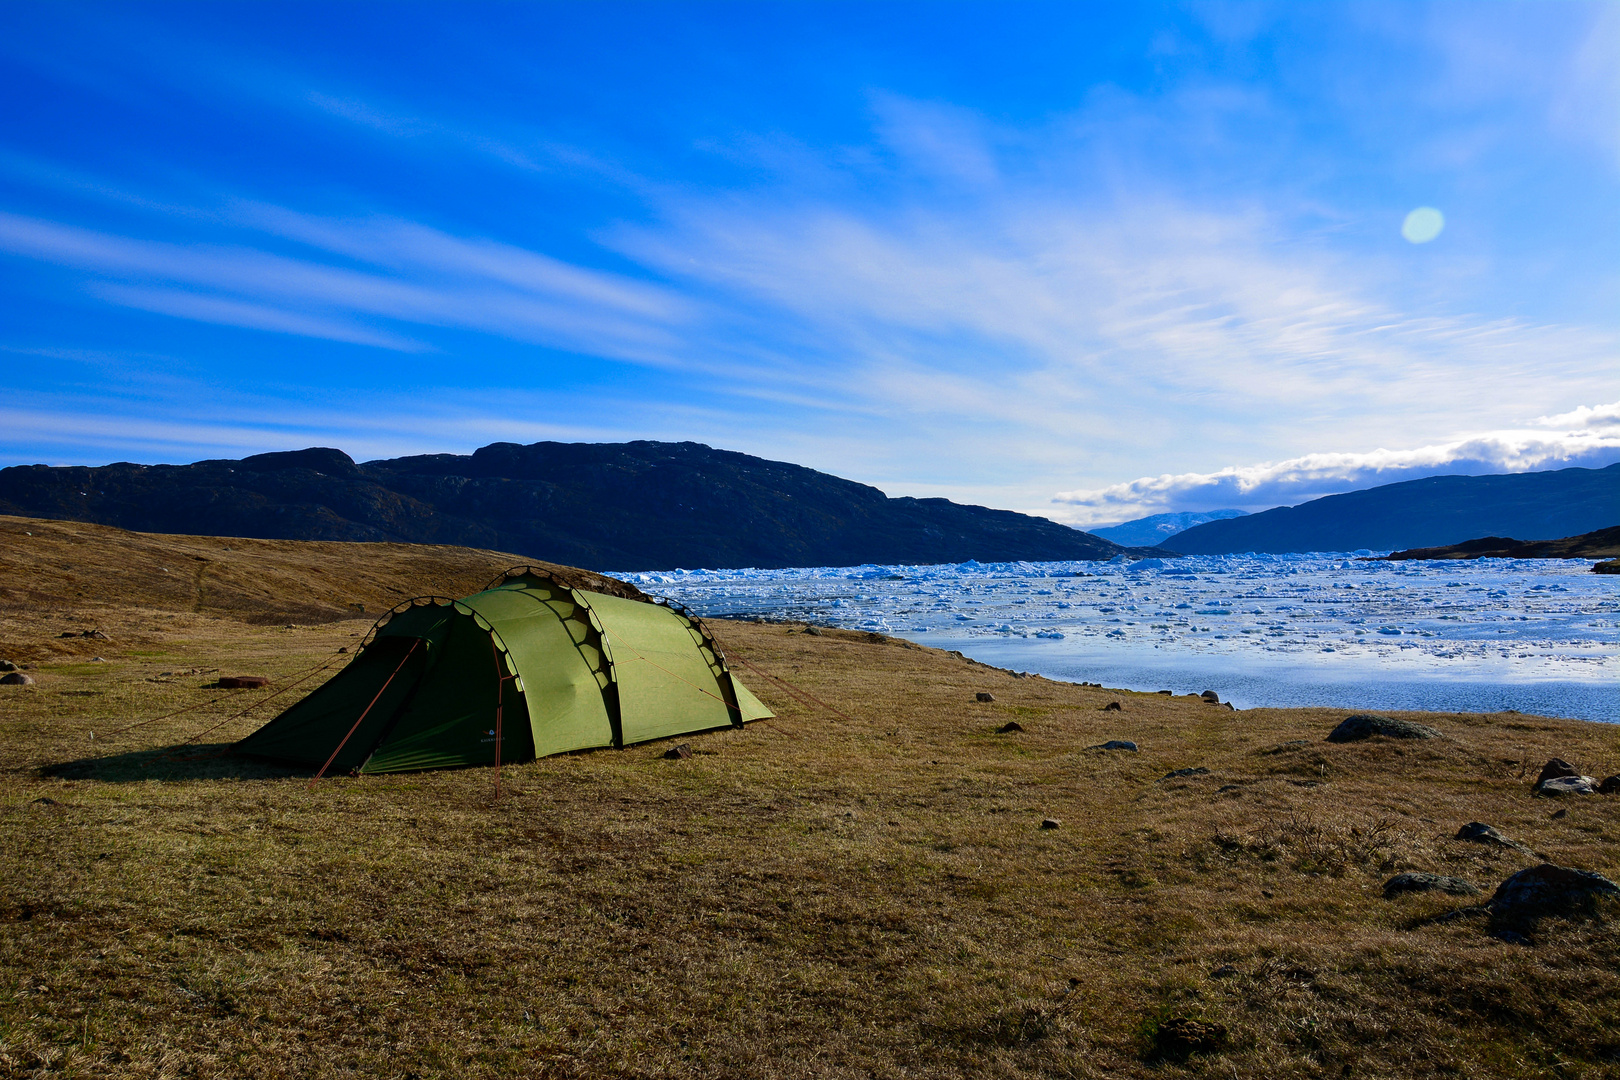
[0,441,1161,571]
[1380,525,1620,563]
[1169,464,1620,555]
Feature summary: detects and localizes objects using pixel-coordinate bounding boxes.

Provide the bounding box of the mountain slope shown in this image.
[0,441,1154,570]
[1089,509,1248,546]
[1168,464,1620,555]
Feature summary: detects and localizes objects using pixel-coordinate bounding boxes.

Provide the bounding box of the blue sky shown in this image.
[2,1,1616,526]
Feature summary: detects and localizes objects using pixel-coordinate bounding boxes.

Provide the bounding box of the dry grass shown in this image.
[2,517,1619,1078]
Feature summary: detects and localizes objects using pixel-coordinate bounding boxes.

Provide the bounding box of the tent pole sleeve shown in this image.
[308,638,421,789]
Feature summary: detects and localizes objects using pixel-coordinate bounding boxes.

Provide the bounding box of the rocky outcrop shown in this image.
[1326,714,1442,742]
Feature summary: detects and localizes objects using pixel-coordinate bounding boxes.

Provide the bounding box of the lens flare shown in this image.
[1401,207,1445,243]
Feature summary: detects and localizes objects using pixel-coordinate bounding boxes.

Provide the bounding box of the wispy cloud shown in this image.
[1052,401,1620,524]
[0,208,694,362]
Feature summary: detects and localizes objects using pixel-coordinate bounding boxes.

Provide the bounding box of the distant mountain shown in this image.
[1088,509,1248,547]
[0,441,1167,571]
[1168,464,1620,555]
[1381,525,1620,563]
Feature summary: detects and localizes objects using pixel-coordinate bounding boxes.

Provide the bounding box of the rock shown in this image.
[975,692,995,702]
[0,660,15,672]
[1550,808,1567,820]
[337,646,348,654]
[1162,767,1210,781]
[1488,863,1620,922]
[1156,690,1172,696]
[1535,758,1580,785]
[1535,775,1597,796]
[1326,713,1442,742]
[1088,740,1138,751]
[1201,690,1220,704]
[662,743,693,760]
[90,656,106,662]
[0,672,34,686]
[803,625,823,636]
[997,721,1024,733]
[1383,872,1481,898]
[1102,701,1122,711]
[218,675,271,689]
[1040,818,1061,830]
[1598,775,1620,795]
[1454,822,1534,856]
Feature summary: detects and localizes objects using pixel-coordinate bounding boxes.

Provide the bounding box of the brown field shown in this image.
[1,515,1618,1079]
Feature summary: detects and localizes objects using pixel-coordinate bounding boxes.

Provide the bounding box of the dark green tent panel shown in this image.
[235,568,772,774]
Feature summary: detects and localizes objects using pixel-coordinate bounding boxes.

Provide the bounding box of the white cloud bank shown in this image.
[1053,402,1620,525]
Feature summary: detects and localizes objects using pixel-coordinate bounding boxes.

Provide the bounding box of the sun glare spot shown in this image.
[1401,206,1445,244]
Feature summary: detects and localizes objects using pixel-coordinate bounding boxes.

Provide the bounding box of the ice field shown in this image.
[621,554,1620,723]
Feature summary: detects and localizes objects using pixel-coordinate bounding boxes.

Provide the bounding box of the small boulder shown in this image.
[0,660,15,672]
[1040,818,1061,830]
[219,675,271,689]
[1535,775,1597,797]
[1489,863,1620,923]
[1454,822,1534,856]
[1535,758,1580,785]
[1383,872,1480,898]
[1162,766,1211,781]
[997,721,1024,734]
[1200,690,1220,704]
[1089,739,1138,752]
[1326,713,1441,742]
[1102,701,1122,712]
[0,672,35,686]
[1598,775,1620,795]
[662,743,693,760]
[975,692,995,702]
[803,625,823,636]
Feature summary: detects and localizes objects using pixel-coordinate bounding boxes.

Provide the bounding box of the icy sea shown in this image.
[620,554,1620,724]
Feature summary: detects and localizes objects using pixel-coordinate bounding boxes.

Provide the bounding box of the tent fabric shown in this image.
[235,569,771,774]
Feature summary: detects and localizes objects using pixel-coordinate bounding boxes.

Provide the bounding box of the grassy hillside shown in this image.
[1,516,1617,1078]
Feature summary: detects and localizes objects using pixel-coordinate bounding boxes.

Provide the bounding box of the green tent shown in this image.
[235,568,772,774]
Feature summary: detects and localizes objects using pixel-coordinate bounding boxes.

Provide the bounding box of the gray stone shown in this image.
[1201,690,1220,704]
[0,660,15,672]
[1383,872,1480,898]
[1161,766,1211,781]
[1089,740,1138,752]
[1535,758,1580,785]
[0,672,34,686]
[1535,775,1597,797]
[803,625,823,636]
[1326,713,1442,742]
[1454,822,1534,856]
[662,743,693,760]
[1489,863,1620,921]
[975,692,995,702]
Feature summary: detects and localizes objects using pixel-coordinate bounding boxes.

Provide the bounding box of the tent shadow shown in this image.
[42,744,312,783]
